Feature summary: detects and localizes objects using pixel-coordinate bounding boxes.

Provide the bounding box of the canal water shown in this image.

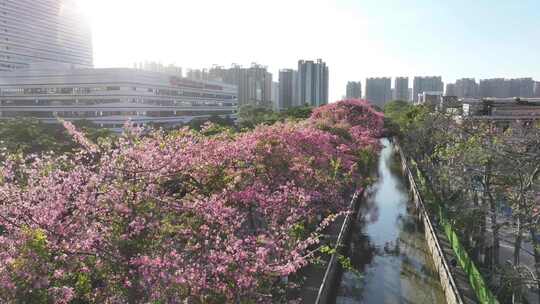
[331,139,447,304]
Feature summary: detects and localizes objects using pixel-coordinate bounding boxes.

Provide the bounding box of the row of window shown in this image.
[0,110,236,119]
[1,87,236,100]
[0,98,238,107]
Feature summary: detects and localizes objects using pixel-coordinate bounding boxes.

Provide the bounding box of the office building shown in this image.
[0,67,238,130]
[413,76,444,103]
[346,81,362,99]
[0,0,93,71]
[445,83,457,96]
[208,64,273,108]
[279,69,297,109]
[394,77,409,101]
[365,77,391,107]
[297,59,329,107]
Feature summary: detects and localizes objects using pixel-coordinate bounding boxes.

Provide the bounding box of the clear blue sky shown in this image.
[80,0,540,101]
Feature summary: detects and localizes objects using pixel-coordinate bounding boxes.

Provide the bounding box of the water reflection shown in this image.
[332,139,446,304]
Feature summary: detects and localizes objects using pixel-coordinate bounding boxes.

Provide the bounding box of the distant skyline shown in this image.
[77,0,540,102]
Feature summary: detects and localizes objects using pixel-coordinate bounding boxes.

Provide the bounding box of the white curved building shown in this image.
[0,0,93,70]
[0,67,238,129]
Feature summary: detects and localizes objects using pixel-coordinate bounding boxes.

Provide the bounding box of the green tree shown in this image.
[0,118,113,156]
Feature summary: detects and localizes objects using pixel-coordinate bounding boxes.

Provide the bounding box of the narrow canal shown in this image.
[331,139,447,304]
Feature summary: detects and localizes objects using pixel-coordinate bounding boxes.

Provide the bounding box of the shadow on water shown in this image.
[330,139,446,304]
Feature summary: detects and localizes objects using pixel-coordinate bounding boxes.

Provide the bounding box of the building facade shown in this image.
[479,78,510,98]
[297,59,329,107]
[509,78,534,98]
[0,67,238,129]
[365,77,391,107]
[535,82,540,97]
[0,0,93,71]
[271,81,279,111]
[208,64,272,108]
[279,69,296,110]
[445,83,457,96]
[394,77,409,101]
[462,98,540,120]
[416,91,443,108]
[413,76,444,103]
[136,62,183,77]
[455,78,478,98]
[346,81,362,99]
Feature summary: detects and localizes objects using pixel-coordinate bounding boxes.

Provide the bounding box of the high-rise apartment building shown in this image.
[279,69,297,109]
[137,62,183,77]
[297,59,329,107]
[185,69,209,81]
[0,0,93,71]
[394,77,409,101]
[346,81,362,99]
[534,82,540,97]
[509,78,534,98]
[479,78,510,98]
[413,76,444,103]
[455,78,478,98]
[208,64,273,107]
[271,81,280,111]
[365,77,391,107]
[479,78,534,98]
[445,83,457,96]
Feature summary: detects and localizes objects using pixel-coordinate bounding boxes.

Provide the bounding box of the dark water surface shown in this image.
[332,139,446,304]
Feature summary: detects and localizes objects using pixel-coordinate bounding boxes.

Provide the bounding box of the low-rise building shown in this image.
[416,91,443,108]
[0,67,238,130]
[462,98,540,120]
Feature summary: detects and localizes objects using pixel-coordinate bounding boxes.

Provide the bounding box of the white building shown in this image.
[0,67,238,129]
[0,0,93,71]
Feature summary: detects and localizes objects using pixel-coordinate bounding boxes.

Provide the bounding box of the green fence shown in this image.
[411,159,499,304]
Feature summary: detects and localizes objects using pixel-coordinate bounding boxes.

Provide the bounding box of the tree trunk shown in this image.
[514,216,523,266]
[489,203,500,267]
[530,228,540,301]
[486,188,500,268]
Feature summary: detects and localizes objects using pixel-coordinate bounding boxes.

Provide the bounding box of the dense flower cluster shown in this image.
[0,99,383,303]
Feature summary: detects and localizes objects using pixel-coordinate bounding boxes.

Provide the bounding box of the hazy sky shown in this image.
[77,0,540,101]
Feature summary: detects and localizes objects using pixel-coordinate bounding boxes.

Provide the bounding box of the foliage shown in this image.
[188,115,236,132]
[0,119,113,157]
[388,103,540,303]
[238,105,314,130]
[0,100,383,303]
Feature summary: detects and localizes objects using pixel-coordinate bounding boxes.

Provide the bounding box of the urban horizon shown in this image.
[77,0,540,102]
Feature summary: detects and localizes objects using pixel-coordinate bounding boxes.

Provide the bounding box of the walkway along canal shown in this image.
[330,138,448,304]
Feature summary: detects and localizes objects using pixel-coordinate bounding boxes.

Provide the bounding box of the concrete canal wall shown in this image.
[315,190,364,304]
[395,141,465,304]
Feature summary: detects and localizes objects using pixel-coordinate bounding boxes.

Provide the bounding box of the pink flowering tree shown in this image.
[0,100,383,303]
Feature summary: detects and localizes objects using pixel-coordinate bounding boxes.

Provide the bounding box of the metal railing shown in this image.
[315,189,364,304]
[400,142,499,304]
[395,141,465,304]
